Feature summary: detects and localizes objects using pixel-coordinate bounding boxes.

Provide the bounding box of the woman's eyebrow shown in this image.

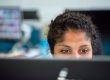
[80,45,89,48]
[57,44,70,48]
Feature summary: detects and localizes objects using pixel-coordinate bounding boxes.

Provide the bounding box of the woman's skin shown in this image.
[54,29,92,59]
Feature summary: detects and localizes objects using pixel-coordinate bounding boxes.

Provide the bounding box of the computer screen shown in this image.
[0,7,21,40]
[0,58,110,80]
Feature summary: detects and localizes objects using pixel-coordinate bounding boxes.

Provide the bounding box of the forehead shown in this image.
[58,29,91,45]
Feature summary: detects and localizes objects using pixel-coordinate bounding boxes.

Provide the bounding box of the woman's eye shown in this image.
[60,49,71,54]
[79,48,89,54]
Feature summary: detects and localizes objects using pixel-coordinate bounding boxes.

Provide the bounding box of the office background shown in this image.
[0,0,110,58]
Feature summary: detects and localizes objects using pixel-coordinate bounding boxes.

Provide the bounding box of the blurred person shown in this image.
[47,10,102,59]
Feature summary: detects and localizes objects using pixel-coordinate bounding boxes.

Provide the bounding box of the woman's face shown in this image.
[54,29,92,59]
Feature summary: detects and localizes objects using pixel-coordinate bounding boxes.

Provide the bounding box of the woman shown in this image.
[47,10,102,58]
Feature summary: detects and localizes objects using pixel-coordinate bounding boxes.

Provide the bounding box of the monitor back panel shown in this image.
[0,58,110,80]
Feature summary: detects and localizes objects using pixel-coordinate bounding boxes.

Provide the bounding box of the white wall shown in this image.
[0,0,110,26]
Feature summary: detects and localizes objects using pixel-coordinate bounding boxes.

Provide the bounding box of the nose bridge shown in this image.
[71,51,80,59]
[70,43,80,59]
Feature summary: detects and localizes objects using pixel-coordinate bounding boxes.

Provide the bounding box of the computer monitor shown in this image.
[0,57,110,80]
[0,7,21,40]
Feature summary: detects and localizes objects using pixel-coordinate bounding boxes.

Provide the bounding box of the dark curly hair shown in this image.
[47,10,102,55]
